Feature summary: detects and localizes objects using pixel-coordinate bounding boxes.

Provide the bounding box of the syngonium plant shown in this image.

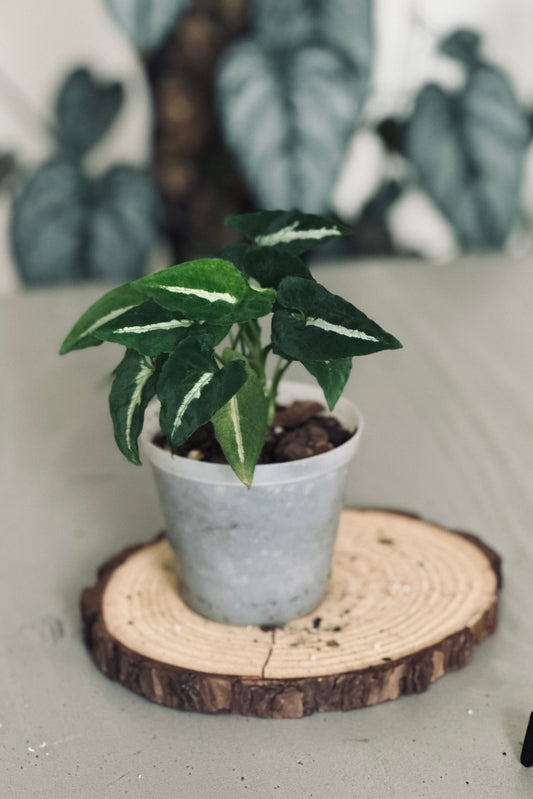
[60,210,402,486]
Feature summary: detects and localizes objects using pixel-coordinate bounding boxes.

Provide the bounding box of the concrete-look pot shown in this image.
[140,381,362,626]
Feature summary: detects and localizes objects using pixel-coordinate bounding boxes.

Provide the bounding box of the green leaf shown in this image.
[157,336,247,448]
[212,350,269,487]
[233,283,276,322]
[109,349,157,465]
[59,283,145,354]
[220,241,311,288]
[272,276,402,360]
[302,358,352,410]
[92,300,230,358]
[241,245,312,289]
[136,259,250,323]
[225,210,352,255]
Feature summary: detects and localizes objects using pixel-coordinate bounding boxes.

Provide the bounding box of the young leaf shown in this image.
[59,283,145,354]
[302,358,352,410]
[232,283,276,322]
[109,349,157,465]
[272,276,402,360]
[238,245,313,288]
[157,336,247,448]
[136,259,250,323]
[220,241,312,288]
[212,350,269,487]
[226,210,352,255]
[92,300,229,358]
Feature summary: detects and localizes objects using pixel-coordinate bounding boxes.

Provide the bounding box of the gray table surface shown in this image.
[2,255,533,798]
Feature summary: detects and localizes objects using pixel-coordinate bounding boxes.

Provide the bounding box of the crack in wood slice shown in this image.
[81,509,501,718]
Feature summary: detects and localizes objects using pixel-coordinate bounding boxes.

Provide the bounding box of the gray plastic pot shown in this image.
[140,381,362,626]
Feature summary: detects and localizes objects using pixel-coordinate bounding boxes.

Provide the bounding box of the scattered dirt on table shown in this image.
[153,400,355,464]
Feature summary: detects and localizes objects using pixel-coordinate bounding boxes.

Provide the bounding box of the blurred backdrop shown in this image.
[1,0,533,293]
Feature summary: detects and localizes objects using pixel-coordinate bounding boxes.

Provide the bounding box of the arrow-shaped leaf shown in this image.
[157,336,247,448]
[212,350,269,487]
[226,210,352,255]
[272,276,402,360]
[109,349,157,465]
[136,258,250,323]
[221,241,312,288]
[302,358,352,410]
[92,300,230,358]
[59,283,145,354]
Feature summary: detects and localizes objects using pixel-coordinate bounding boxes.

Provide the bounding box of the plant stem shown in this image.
[239,320,265,383]
[267,356,292,425]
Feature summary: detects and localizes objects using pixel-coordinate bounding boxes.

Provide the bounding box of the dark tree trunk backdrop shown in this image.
[146,0,254,261]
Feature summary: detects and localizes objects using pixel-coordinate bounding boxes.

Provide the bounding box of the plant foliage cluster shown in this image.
[60,210,401,485]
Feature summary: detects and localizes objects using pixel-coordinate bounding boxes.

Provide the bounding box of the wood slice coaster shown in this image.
[81,509,501,719]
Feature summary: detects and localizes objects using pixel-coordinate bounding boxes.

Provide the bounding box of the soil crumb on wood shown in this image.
[153,400,355,464]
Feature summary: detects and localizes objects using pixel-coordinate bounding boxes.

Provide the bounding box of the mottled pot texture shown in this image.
[140,382,362,626]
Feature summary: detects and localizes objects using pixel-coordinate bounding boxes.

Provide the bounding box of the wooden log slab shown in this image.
[81,509,501,718]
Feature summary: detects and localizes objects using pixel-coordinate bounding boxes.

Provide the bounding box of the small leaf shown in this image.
[59,283,145,354]
[55,68,123,155]
[87,165,160,282]
[225,210,352,255]
[93,300,204,357]
[212,350,269,487]
[137,258,252,323]
[221,240,313,289]
[106,0,190,53]
[272,276,402,360]
[232,283,276,322]
[302,358,352,410]
[239,245,313,288]
[11,157,86,284]
[157,336,247,448]
[109,349,157,465]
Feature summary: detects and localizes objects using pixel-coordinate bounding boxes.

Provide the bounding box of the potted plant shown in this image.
[60,210,402,626]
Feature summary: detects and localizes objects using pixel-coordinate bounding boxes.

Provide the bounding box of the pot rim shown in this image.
[139,380,362,487]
